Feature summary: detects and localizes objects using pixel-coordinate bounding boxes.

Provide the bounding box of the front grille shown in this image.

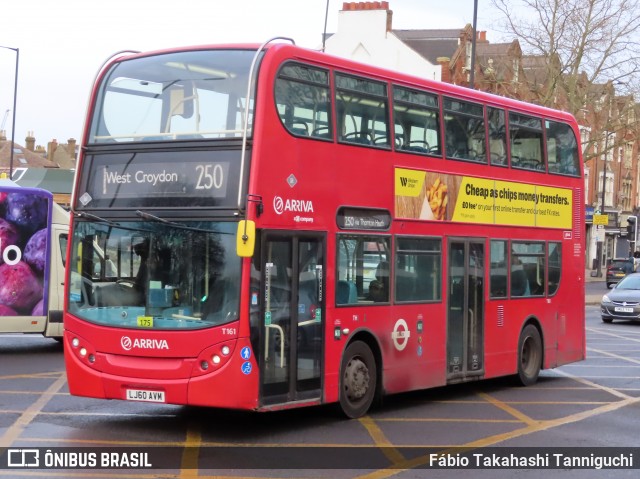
[611,300,640,306]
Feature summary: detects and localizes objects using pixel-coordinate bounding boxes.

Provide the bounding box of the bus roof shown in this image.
[102,41,577,125]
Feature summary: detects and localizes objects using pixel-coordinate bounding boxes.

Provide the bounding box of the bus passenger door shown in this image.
[447,239,485,382]
[259,233,324,406]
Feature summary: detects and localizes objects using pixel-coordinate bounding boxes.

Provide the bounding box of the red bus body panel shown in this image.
[64,42,585,412]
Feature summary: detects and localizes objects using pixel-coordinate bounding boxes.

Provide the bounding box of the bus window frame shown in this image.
[274,61,334,142]
[392,84,441,156]
[336,233,392,306]
[334,72,391,149]
[443,96,487,164]
[394,235,442,303]
[508,112,546,173]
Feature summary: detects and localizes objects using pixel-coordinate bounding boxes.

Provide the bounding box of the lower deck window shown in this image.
[395,237,442,302]
[336,235,390,305]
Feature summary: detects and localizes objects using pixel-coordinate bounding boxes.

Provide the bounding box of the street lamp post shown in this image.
[0,45,19,179]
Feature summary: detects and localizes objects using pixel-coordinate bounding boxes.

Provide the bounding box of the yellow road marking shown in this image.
[373,417,520,423]
[0,373,67,448]
[350,395,640,479]
[586,328,640,343]
[552,368,632,399]
[588,347,640,365]
[475,391,537,426]
[179,422,201,479]
[359,416,405,464]
[0,372,65,381]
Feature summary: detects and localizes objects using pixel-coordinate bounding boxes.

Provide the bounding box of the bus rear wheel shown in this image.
[516,324,542,386]
[339,341,377,419]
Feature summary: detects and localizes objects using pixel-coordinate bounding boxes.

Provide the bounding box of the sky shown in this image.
[0,0,508,147]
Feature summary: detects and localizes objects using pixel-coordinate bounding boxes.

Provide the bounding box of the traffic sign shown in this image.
[593,214,609,226]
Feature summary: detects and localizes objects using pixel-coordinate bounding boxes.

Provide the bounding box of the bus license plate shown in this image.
[125,389,165,403]
[614,307,634,313]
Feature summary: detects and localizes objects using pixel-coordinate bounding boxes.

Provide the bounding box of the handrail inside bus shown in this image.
[238,37,296,211]
[93,129,244,141]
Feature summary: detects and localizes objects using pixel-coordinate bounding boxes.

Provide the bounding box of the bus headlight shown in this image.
[68,333,96,367]
[193,341,236,376]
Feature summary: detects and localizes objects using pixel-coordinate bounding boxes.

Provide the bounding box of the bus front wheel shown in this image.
[516,324,542,386]
[339,341,377,419]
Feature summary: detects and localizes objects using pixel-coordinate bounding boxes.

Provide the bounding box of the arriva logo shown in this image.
[273,196,285,214]
[121,336,169,351]
[273,196,314,215]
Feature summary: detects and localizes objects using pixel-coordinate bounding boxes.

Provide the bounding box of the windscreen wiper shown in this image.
[74,211,120,226]
[135,210,222,234]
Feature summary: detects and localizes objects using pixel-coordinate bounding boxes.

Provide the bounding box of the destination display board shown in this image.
[77,149,243,209]
[336,207,391,230]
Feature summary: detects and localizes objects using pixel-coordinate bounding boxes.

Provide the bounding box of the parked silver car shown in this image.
[601,273,640,323]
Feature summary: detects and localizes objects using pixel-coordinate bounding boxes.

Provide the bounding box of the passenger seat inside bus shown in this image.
[336,280,357,305]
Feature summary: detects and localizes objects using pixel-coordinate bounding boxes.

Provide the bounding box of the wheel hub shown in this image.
[344,357,369,400]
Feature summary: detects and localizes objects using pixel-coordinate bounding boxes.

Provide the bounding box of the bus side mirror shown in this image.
[236,220,256,258]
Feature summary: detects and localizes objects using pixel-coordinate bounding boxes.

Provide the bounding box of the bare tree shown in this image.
[491,0,640,111]
[488,0,640,179]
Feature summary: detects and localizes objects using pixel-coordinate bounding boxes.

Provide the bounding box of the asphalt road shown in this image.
[1,305,640,478]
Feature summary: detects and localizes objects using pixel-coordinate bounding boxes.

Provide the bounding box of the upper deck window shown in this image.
[275,62,332,139]
[487,107,507,166]
[546,120,580,176]
[89,49,258,143]
[335,74,390,147]
[443,98,486,163]
[393,86,441,155]
[509,113,544,172]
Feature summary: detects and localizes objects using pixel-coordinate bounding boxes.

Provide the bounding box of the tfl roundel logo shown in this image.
[121,336,133,351]
[273,196,284,215]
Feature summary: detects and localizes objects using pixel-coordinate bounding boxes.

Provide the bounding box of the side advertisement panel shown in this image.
[394,168,572,229]
[0,186,51,319]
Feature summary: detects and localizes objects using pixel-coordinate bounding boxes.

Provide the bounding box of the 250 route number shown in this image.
[195,164,224,190]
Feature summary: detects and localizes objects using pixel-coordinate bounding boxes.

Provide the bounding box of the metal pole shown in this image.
[322,0,330,52]
[469,0,478,89]
[596,132,609,276]
[0,46,18,179]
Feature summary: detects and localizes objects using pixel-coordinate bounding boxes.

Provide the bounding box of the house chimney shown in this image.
[0,130,6,141]
[341,1,392,30]
[478,31,487,42]
[67,138,77,159]
[437,57,451,83]
[385,2,392,31]
[343,1,389,10]
[47,139,58,160]
[25,131,36,151]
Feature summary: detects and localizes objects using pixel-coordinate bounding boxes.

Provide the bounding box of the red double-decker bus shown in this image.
[64,39,585,418]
